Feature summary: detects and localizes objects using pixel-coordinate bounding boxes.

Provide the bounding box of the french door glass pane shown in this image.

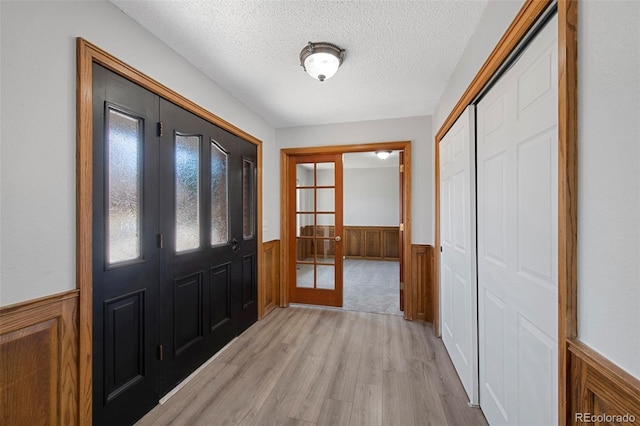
[296,163,314,186]
[316,188,335,211]
[211,142,228,245]
[316,162,335,186]
[243,159,255,239]
[175,134,201,252]
[296,188,314,212]
[107,108,142,264]
[296,263,314,288]
[316,265,335,289]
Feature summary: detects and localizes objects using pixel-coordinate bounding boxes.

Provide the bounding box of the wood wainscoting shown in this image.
[0,290,79,425]
[261,240,280,316]
[568,339,640,425]
[410,244,434,322]
[345,226,400,260]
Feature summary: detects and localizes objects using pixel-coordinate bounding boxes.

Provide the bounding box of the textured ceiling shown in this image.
[110,0,489,128]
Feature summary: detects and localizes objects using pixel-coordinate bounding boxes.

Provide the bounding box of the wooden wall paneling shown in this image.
[410,245,433,322]
[364,229,382,258]
[344,228,363,257]
[0,290,79,425]
[568,340,640,425]
[261,240,280,317]
[382,229,400,259]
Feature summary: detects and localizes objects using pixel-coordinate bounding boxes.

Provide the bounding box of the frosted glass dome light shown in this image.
[300,42,345,82]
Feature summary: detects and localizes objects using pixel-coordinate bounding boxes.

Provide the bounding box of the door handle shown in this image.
[334,236,342,242]
[232,238,239,252]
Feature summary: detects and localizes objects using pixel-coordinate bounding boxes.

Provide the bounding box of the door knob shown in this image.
[335,236,342,242]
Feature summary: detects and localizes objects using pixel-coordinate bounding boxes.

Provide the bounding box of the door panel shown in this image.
[439,105,478,405]
[92,64,160,426]
[289,155,343,307]
[477,14,558,425]
[158,98,258,393]
[93,65,258,423]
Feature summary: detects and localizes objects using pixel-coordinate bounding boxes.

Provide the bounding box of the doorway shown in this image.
[280,141,413,317]
[91,64,258,425]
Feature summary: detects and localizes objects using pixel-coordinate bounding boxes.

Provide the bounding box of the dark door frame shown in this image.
[279,141,413,318]
[76,37,264,424]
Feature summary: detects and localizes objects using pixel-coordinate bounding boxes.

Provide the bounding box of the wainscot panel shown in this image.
[262,240,280,316]
[568,339,640,425]
[0,290,79,425]
[410,244,434,322]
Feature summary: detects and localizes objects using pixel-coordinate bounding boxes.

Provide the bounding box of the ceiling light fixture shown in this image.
[376,151,392,160]
[299,42,345,82]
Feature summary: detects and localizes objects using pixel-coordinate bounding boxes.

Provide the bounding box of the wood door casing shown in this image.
[279,142,411,317]
[77,38,264,425]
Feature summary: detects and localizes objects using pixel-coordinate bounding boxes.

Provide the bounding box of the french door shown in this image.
[92,64,257,425]
[288,154,344,307]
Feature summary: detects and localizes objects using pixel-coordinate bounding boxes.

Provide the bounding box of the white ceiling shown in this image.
[110,0,489,129]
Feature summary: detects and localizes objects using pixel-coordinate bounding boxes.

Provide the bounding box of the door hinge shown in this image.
[399,164,404,173]
[157,233,164,248]
[157,121,163,137]
[399,223,404,232]
[399,282,404,290]
[158,344,164,361]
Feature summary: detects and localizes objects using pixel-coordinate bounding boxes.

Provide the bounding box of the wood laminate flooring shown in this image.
[137,306,487,426]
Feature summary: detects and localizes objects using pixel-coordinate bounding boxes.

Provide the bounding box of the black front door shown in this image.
[157,99,258,392]
[92,64,257,425]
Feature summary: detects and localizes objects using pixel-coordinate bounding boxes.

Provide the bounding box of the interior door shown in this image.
[289,154,344,307]
[158,99,258,393]
[439,105,478,405]
[477,14,558,425]
[92,64,160,426]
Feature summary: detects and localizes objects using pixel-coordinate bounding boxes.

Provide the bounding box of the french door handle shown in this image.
[232,238,239,252]
[334,236,342,242]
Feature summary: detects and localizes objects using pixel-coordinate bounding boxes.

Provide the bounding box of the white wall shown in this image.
[432,0,640,379]
[276,115,433,244]
[576,0,640,379]
[0,1,278,306]
[344,168,399,226]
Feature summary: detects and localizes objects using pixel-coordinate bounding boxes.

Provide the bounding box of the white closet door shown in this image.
[440,105,478,405]
[477,14,558,426]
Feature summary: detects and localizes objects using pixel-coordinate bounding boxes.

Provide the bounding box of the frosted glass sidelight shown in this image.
[175,134,201,252]
[107,108,142,264]
[211,142,229,245]
[243,159,255,239]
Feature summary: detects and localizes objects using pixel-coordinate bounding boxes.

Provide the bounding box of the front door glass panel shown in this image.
[175,134,201,252]
[106,108,142,265]
[211,141,228,246]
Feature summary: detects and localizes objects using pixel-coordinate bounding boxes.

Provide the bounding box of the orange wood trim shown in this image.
[410,245,434,322]
[280,141,412,318]
[568,340,640,424]
[262,240,281,317]
[432,1,577,423]
[76,37,265,425]
[0,290,79,425]
[558,1,579,423]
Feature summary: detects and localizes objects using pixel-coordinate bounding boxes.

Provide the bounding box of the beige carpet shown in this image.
[342,259,403,316]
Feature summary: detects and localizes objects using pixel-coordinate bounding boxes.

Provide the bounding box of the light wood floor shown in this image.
[137,307,487,426]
